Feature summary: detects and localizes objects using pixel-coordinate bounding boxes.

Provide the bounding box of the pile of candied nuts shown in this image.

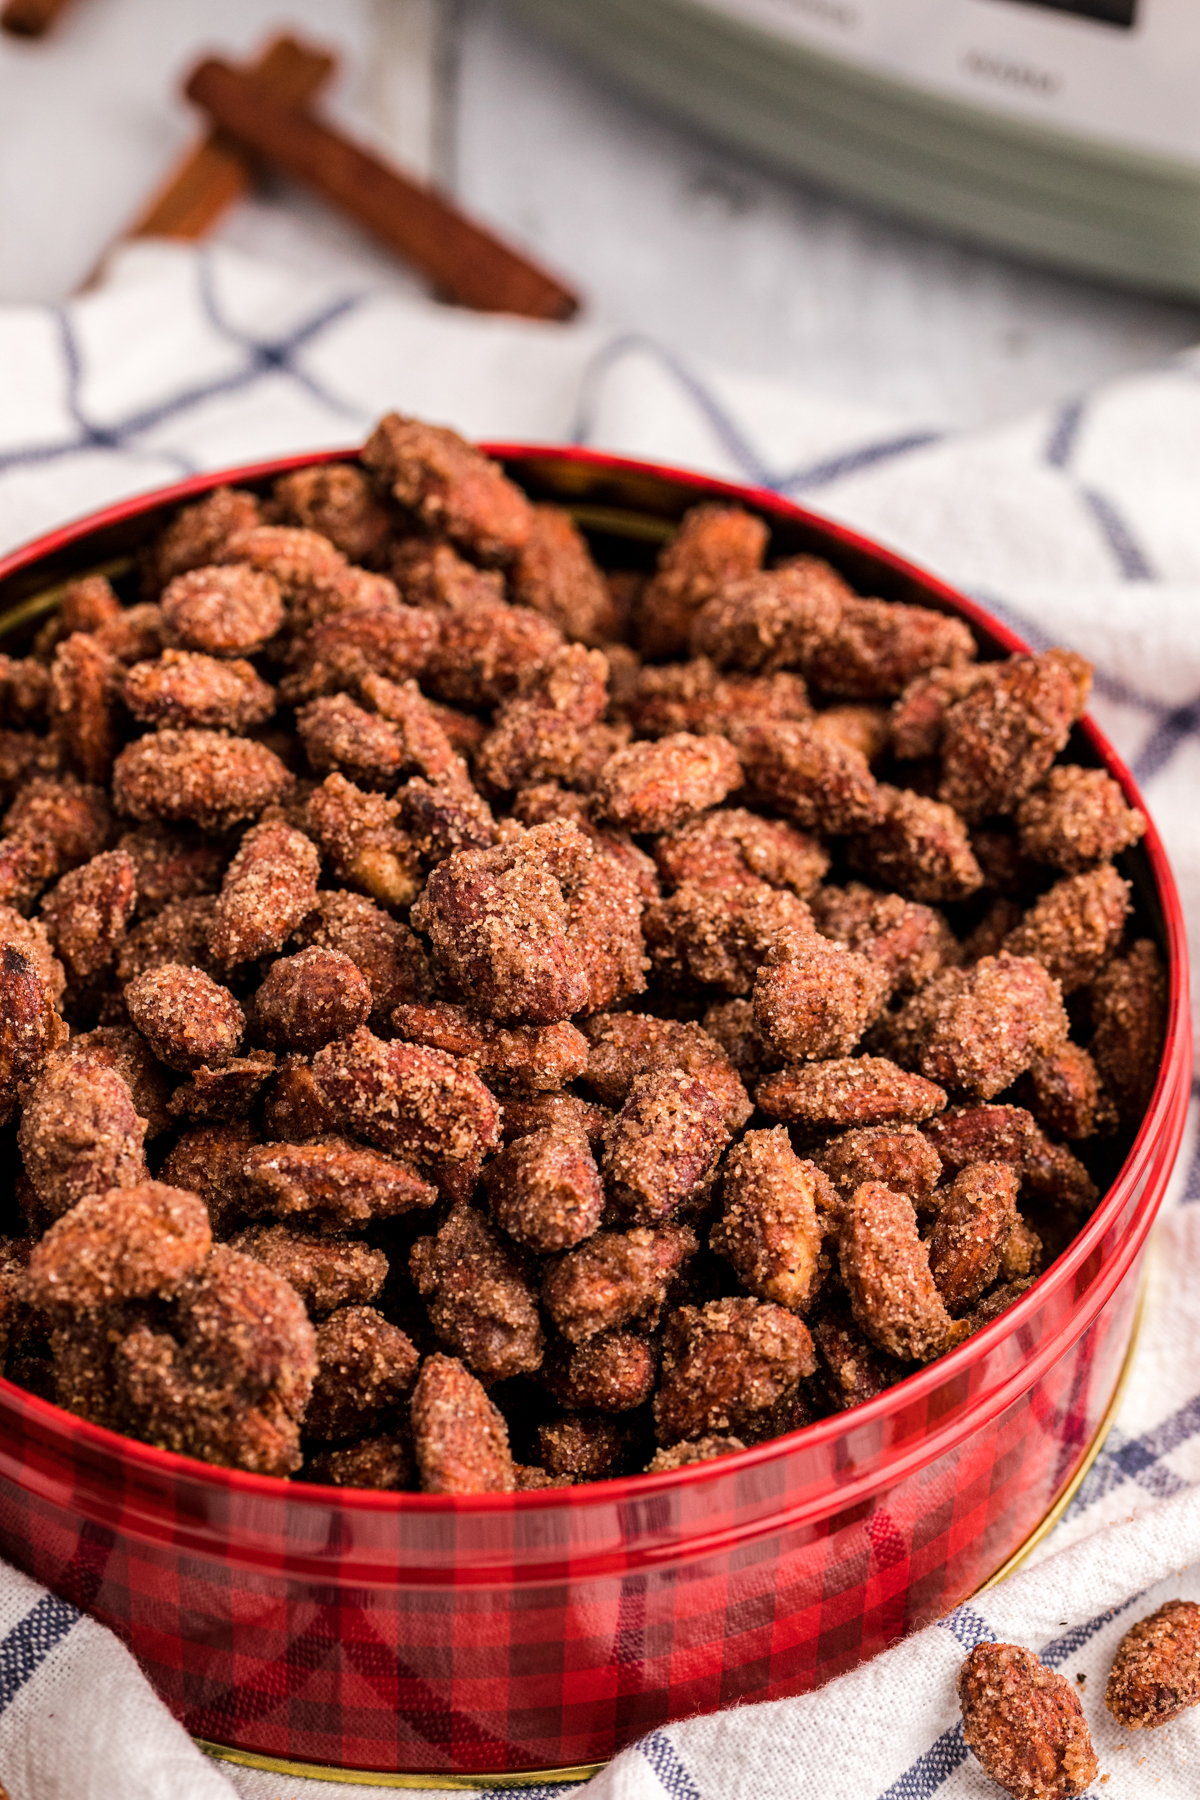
[0,411,1165,1494]
[959,1596,1200,1798]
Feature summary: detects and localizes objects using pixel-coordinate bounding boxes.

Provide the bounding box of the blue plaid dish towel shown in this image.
[1,239,1200,1800]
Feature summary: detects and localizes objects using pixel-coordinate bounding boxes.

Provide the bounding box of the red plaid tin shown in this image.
[0,449,1188,1784]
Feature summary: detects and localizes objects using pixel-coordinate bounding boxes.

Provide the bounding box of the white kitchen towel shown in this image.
[1,238,1199,1800]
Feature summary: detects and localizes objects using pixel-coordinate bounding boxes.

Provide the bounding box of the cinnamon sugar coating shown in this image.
[1089,938,1167,1124]
[113,729,293,831]
[26,1182,211,1313]
[362,413,532,565]
[65,1026,172,1140]
[296,694,406,789]
[733,719,882,835]
[840,1182,965,1362]
[0,943,68,1125]
[476,645,608,796]
[847,785,983,904]
[253,948,372,1053]
[602,1069,729,1225]
[410,1204,544,1380]
[1002,864,1130,994]
[921,1104,1037,1176]
[938,650,1092,823]
[1024,1042,1116,1141]
[510,504,618,645]
[628,660,811,741]
[653,1297,816,1446]
[305,1305,419,1440]
[390,537,504,611]
[541,1223,696,1343]
[542,1330,657,1413]
[229,1222,387,1315]
[757,1057,947,1132]
[144,486,263,593]
[293,888,430,1023]
[917,954,1069,1099]
[392,1000,587,1092]
[123,650,275,733]
[805,596,975,702]
[307,1433,412,1490]
[536,1413,631,1481]
[270,463,393,567]
[484,1128,605,1253]
[161,564,284,659]
[811,883,957,998]
[40,849,137,986]
[208,821,320,966]
[816,1125,943,1212]
[653,806,828,898]
[116,895,221,984]
[125,964,244,1073]
[753,942,889,1063]
[927,1162,1022,1314]
[710,1127,827,1312]
[167,1052,277,1124]
[637,503,768,660]
[891,665,994,761]
[644,1434,745,1472]
[281,606,438,705]
[1105,1599,1200,1731]
[410,1353,515,1494]
[643,880,814,995]
[591,732,742,836]
[810,1304,905,1412]
[1017,765,1145,873]
[689,558,847,674]
[304,774,421,908]
[116,825,225,919]
[359,671,470,786]
[311,1027,501,1198]
[0,904,65,1005]
[48,633,122,785]
[501,1091,609,1150]
[422,602,564,710]
[18,1054,147,1221]
[580,1010,750,1131]
[958,1642,1098,1800]
[159,1121,255,1237]
[242,1138,437,1232]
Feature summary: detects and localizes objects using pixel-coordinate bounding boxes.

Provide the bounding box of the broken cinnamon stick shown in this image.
[1,0,74,35]
[185,56,579,322]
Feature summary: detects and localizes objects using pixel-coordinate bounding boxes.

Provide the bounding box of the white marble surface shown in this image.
[1,0,1198,431]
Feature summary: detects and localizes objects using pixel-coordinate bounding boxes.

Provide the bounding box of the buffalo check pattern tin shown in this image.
[0,449,1188,1781]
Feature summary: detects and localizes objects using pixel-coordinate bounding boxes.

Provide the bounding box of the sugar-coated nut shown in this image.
[241,1138,437,1231]
[847,785,983,905]
[392,1000,588,1092]
[421,603,564,710]
[920,1104,1037,1176]
[1024,1042,1116,1141]
[410,1203,544,1380]
[125,964,244,1073]
[271,462,393,567]
[636,502,769,660]
[159,1121,255,1237]
[652,805,828,898]
[756,1057,947,1132]
[64,1026,173,1140]
[817,1125,942,1211]
[541,1223,697,1343]
[536,1413,630,1480]
[116,895,221,984]
[296,693,406,789]
[25,1182,211,1313]
[644,1435,746,1473]
[1017,765,1146,873]
[229,1222,387,1315]
[688,557,848,674]
[810,882,957,998]
[123,649,275,732]
[710,1127,826,1312]
[305,1305,420,1441]
[803,594,975,701]
[112,729,293,831]
[145,486,263,592]
[501,1091,609,1150]
[208,821,321,967]
[840,1182,966,1362]
[581,1011,751,1132]
[602,1069,729,1225]
[116,825,225,919]
[253,948,372,1053]
[304,773,422,909]
[810,1304,905,1411]
[161,564,285,657]
[293,888,431,1023]
[653,1296,816,1445]
[48,633,122,785]
[753,944,889,1063]
[0,942,68,1125]
[311,1027,501,1199]
[281,606,438,705]
[542,1331,657,1413]
[926,1162,1021,1314]
[732,718,882,836]
[361,413,533,565]
[958,1642,1098,1800]
[939,650,1092,823]
[1002,864,1130,995]
[629,658,810,741]
[483,1129,605,1254]
[18,1055,147,1220]
[591,733,742,835]
[39,849,137,985]
[1105,1599,1200,1731]
[1089,938,1167,1124]
[509,507,618,645]
[643,881,815,996]
[307,1434,412,1491]
[410,1353,515,1494]
[919,954,1069,1099]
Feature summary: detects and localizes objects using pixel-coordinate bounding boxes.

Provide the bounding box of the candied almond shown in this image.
[1002,864,1130,994]
[510,504,617,645]
[733,718,882,836]
[653,1296,815,1446]
[939,650,1091,823]
[144,486,262,593]
[304,773,421,908]
[159,1121,255,1237]
[811,882,957,997]
[18,1054,147,1222]
[390,538,504,611]
[410,1204,544,1380]
[581,1010,750,1131]
[1105,1599,1200,1731]
[816,1125,942,1212]
[65,1025,172,1140]
[293,888,430,1022]
[308,1434,412,1491]
[689,559,847,674]
[25,1182,211,1313]
[840,1183,965,1363]
[643,880,814,996]
[362,413,533,565]
[484,1128,605,1254]
[0,943,69,1125]
[410,1353,515,1494]
[305,1305,419,1440]
[1017,765,1145,874]
[847,785,983,905]
[242,1138,437,1232]
[644,1434,745,1472]
[602,1069,729,1225]
[112,729,293,832]
[125,964,243,1073]
[636,503,768,660]
[253,948,372,1053]
[810,1304,904,1411]
[161,564,284,658]
[1023,1042,1116,1141]
[48,633,123,786]
[116,824,225,919]
[804,595,975,701]
[270,463,393,567]
[1089,938,1167,1124]
[628,660,811,741]
[281,606,438,705]
[229,1222,387,1316]
[710,1127,827,1312]
[421,602,565,711]
[757,1056,947,1132]
[167,1052,278,1124]
[919,954,1068,1099]
[753,942,889,1063]
[927,1162,1021,1314]
[122,650,275,733]
[536,1413,630,1481]
[653,806,828,897]
[958,1642,1098,1800]
[208,821,320,966]
[501,1091,609,1150]
[542,1331,657,1413]
[591,732,742,836]
[40,849,137,986]
[542,1223,696,1343]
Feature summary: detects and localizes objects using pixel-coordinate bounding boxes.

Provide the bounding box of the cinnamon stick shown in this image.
[1,0,74,36]
[184,57,579,323]
[126,37,336,243]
